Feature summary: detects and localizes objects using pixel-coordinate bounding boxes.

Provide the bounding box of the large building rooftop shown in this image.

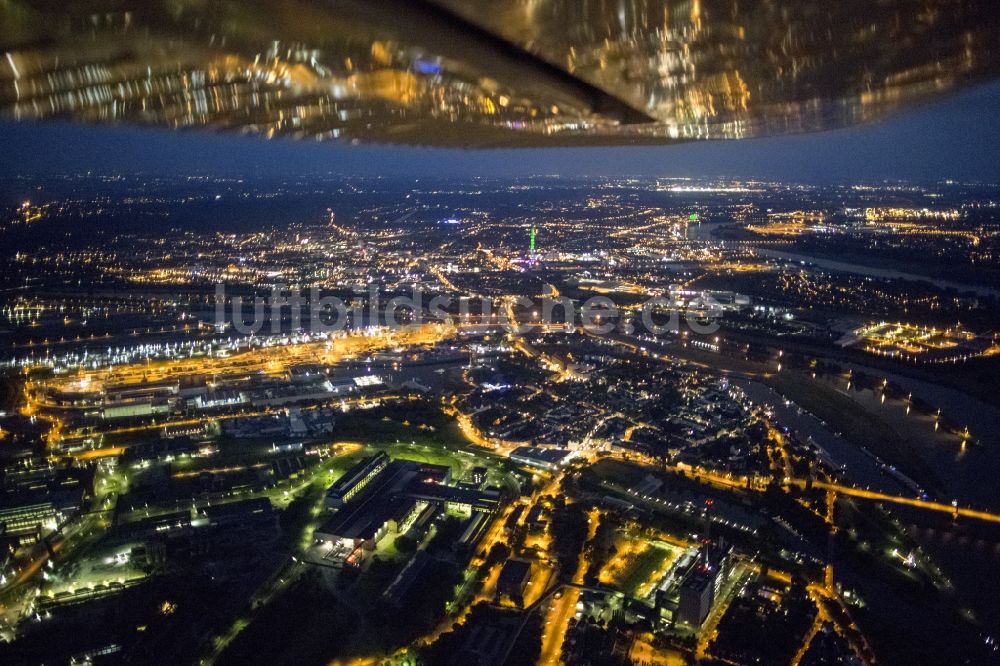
[510,446,573,470]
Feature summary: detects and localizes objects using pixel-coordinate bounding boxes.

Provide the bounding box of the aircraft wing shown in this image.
[1,0,998,146]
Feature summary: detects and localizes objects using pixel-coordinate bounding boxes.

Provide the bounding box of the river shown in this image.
[730,378,909,496]
[754,248,1000,299]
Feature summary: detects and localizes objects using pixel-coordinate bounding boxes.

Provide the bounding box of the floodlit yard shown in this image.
[599,536,676,597]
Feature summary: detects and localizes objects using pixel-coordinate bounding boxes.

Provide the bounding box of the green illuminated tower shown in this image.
[529,227,537,253]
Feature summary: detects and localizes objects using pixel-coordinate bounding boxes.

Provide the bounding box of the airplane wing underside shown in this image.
[1,0,998,147]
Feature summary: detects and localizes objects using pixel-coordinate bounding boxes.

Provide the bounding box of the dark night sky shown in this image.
[2,81,1000,183]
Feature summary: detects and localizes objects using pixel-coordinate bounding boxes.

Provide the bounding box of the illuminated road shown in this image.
[695,562,753,661]
[666,459,1000,525]
[537,506,598,666]
[790,603,829,666]
[0,512,109,626]
[577,331,1000,527]
[786,479,1000,524]
[608,214,676,238]
[427,264,460,292]
[443,401,512,453]
[806,583,877,665]
[502,297,579,383]
[731,562,874,665]
[538,587,578,666]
